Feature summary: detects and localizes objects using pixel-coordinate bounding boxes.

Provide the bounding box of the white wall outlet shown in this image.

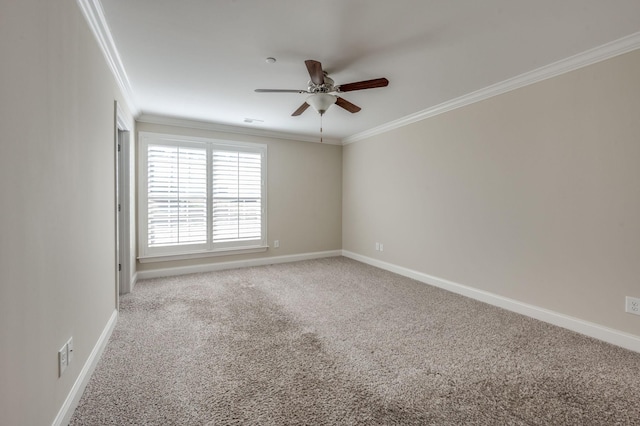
[626,296,640,315]
[67,337,74,364]
[375,242,380,251]
[379,243,384,252]
[58,344,68,377]
[273,240,279,248]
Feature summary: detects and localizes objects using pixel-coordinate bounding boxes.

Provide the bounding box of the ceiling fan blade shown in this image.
[255,89,308,93]
[292,102,310,116]
[337,78,389,92]
[335,97,361,113]
[305,60,325,85]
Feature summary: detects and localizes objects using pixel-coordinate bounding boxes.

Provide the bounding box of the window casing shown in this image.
[138,132,267,261]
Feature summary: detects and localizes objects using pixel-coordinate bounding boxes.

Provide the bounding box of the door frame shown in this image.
[114,101,132,308]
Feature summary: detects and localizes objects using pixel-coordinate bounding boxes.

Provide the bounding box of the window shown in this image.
[139,132,267,261]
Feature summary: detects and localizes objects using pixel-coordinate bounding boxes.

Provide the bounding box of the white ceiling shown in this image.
[99,0,640,141]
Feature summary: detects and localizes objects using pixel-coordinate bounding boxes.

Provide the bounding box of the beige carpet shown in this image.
[70,257,640,425]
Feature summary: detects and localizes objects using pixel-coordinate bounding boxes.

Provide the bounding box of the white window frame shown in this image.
[138,132,267,262]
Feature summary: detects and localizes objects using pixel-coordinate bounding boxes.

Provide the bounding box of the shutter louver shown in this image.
[147,144,207,247]
[212,150,262,243]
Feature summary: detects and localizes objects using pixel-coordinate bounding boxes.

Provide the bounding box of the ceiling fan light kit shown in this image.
[306,93,337,115]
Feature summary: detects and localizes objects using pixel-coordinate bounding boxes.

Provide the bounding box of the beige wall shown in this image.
[1,1,636,422]
[135,122,343,274]
[0,0,134,424]
[343,50,640,337]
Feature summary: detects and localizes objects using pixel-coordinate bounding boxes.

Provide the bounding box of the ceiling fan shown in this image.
[255,59,389,116]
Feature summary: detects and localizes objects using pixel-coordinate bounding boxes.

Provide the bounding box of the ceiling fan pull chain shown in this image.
[320,114,323,143]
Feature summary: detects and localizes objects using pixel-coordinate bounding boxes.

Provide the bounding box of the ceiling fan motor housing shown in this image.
[308,75,335,93]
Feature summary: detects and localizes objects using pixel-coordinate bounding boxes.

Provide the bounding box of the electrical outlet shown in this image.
[273,240,279,248]
[375,242,380,251]
[379,243,384,252]
[58,344,68,377]
[67,337,74,364]
[626,296,640,316]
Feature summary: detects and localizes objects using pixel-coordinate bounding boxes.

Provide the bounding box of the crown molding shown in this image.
[76,0,139,116]
[136,114,342,145]
[343,31,640,145]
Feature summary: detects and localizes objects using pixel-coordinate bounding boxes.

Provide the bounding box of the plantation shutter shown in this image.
[139,132,266,259]
[147,143,207,247]
[212,150,263,243]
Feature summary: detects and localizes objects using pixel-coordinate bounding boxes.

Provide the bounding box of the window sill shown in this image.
[138,246,269,263]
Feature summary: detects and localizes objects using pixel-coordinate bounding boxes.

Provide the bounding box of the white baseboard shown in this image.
[119,273,138,295]
[121,272,138,294]
[342,251,640,354]
[137,250,343,280]
[129,272,138,293]
[52,309,118,426]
